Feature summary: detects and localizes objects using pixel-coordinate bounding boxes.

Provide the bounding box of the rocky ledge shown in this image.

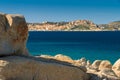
[0,13,120,80]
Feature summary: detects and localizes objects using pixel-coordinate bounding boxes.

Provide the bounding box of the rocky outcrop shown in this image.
[39,54,88,72]
[40,54,120,79]
[0,56,89,80]
[0,54,120,80]
[0,13,28,55]
[40,54,88,67]
[86,60,119,80]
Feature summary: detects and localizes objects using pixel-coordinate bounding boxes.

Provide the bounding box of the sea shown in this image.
[27,31,120,63]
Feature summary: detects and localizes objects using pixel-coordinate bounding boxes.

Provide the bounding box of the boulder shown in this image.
[91,60,102,70]
[0,13,28,55]
[74,57,87,67]
[39,54,54,59]
[40,55,88,72]
[88,69,119,80]
[54,54,74,63]
[0,56,89,80]
[99,60,112,70]
[98,69,119,80]
[112,59,120,77]
[86,60,91,67]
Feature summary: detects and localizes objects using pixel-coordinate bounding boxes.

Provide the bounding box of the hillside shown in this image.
[28,20,120,31]
[99,21,120,31]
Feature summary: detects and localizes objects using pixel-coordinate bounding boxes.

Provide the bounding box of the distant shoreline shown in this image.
[29,30,120,32]
[28,20,120,31]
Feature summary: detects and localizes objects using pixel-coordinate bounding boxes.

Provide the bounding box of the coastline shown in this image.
[28,20,120,31]
[28,30,120,32]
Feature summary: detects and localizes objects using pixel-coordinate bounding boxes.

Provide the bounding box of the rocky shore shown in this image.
[0,12,120,80]
[28,20,120,31]
[39,54,120,80]
[0,54,120,80]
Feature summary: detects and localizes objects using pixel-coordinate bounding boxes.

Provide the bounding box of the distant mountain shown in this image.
[98,21,120,31]
[28,20,120,31]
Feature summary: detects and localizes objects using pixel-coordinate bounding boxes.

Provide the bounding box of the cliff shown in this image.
[28,20,120,31]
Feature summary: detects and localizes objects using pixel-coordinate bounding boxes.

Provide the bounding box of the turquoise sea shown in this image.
[27,31,120,63]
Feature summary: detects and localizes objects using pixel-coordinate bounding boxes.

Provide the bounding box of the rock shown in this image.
[91,60,102,70]
[88,60,120,80]
[80,57,87,66]
[39,54,54,59]
[88,74,102,80]
[74,57,87,67]
[79,66,87,72]
[0,56,89,80]
[40,54,74,63]
[98,69,119,80]
[112,59,120,77]
[54,54,74,63]
[99,60,112,70]
[86,60,91,67]
[0,13,28,55]
[88,69,120,80]
[40,55,88,72]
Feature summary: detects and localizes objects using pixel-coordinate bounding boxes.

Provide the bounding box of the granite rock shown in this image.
[0,13,28,55]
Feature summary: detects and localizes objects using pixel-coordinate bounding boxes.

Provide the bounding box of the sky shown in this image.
[0,0,120,24]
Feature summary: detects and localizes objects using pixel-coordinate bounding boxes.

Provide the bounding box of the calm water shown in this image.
[27,31,120,63]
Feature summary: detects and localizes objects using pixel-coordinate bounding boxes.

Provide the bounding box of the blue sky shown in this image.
[0,0,120,24]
